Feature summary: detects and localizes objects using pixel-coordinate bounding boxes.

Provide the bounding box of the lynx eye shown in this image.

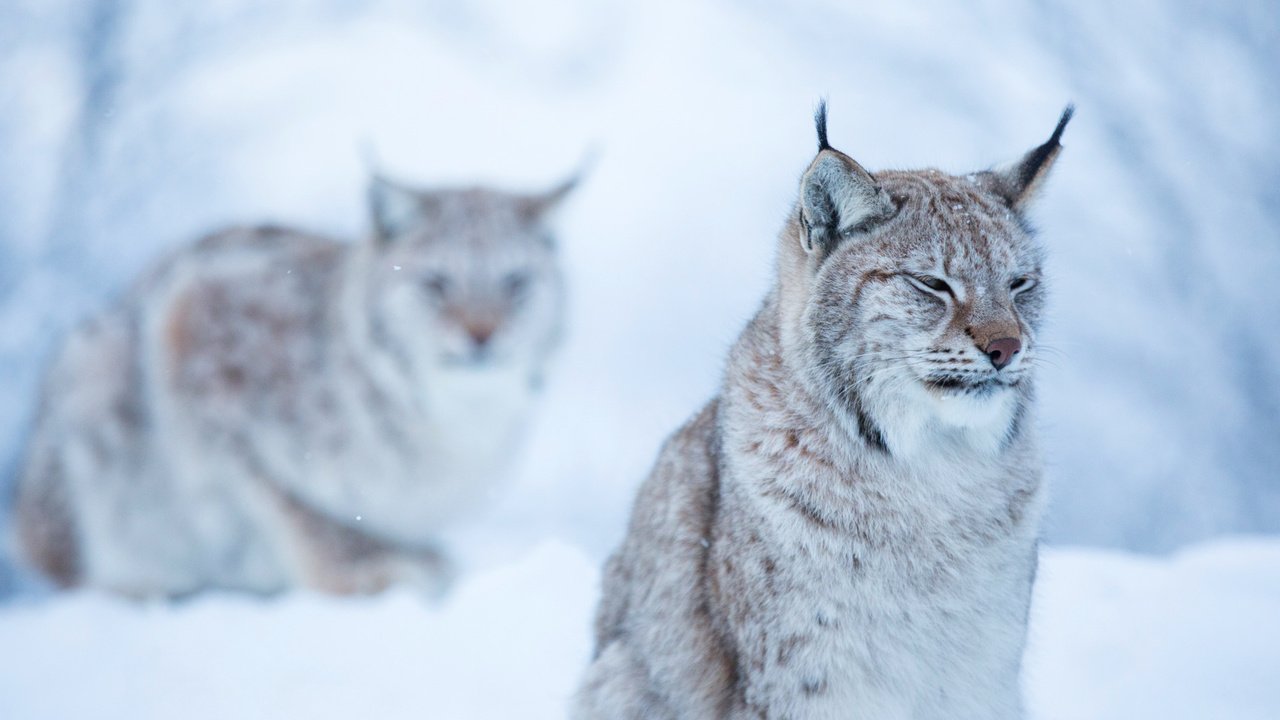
[1010,276,1036,293]
[502,271,532,302]
[420,273,451,299]
[907,274,953,296]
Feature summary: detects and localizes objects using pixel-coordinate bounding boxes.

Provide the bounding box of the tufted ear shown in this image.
[517,169,582,226]
[983,105,1074,210]
[368,174,437,242]
[798,102,896,253]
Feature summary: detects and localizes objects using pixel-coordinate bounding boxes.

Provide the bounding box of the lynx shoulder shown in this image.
[10,172,578,598]
[575,105,1072,719]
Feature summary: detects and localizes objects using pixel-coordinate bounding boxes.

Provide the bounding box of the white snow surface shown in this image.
[1,537,1278,720]
[1,2,1278,716]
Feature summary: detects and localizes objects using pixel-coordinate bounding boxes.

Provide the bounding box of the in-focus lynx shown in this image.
[575,104,1072,719]
[11,170,577,598]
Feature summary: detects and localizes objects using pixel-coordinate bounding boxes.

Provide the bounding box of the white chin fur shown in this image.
[874,381,1017,459]
[928,383,1017,430]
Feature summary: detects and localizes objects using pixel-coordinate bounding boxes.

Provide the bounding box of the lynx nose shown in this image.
[985,337,1022,370]
[467,325,495,349]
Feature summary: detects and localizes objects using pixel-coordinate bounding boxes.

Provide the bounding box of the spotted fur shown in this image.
[575,106,1071,719]
[10,173,577,598]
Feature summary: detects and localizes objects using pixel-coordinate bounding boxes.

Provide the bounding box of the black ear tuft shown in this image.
[815,100,831,152]
[1050,104,1075,145]
[983,104,1074,210]
[1015,104,1074,191]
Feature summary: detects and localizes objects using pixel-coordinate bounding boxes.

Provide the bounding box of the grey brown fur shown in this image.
[11,173,577,598]
[575,105,1071,719]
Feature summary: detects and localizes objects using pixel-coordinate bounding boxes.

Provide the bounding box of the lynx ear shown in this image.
[799,102,895,253]
[985,105,1074,210]
[518,171,581,225]
[369,175,433,241]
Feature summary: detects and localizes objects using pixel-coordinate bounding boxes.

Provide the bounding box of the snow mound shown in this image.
[0,542,597,720]
[1026,539,1280,720]
[1,538,1278,719]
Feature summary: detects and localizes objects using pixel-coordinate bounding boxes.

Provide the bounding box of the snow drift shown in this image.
[1,538,1278,719]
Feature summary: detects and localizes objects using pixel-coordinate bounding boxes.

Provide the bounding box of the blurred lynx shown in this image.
[11,171,577,598]
[575,104,1072,719]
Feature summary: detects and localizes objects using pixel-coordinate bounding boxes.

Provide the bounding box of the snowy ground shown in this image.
[1,537,1278,720]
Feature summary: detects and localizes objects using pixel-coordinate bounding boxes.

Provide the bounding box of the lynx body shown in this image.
[575,106,1071,719]
[12,174,575,597]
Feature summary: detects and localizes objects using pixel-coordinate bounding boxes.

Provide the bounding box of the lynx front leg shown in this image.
[573,642,679,720]
[273,489,455,597]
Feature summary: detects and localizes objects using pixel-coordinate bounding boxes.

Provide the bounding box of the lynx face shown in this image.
[793,105,1071,455]
[363,178,574,371]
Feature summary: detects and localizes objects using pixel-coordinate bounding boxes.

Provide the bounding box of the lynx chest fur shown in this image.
[13,173,577,598]
[576,105,1071,720]
[710,310,1042,719]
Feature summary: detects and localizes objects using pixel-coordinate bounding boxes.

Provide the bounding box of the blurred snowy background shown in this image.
[0,1,1278,718]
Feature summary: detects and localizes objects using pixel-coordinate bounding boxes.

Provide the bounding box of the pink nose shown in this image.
[467,326,494,349]
[985,337,1021,370]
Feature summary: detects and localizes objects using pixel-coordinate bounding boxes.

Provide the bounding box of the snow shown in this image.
[0,542,596,719]
[1,538,1277,719]
[1025,539,1280,720]
[0,1,1277,716]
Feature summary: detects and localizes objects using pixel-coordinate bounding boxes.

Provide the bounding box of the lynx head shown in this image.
[779,103,1072,457]
[359,173,576,373]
